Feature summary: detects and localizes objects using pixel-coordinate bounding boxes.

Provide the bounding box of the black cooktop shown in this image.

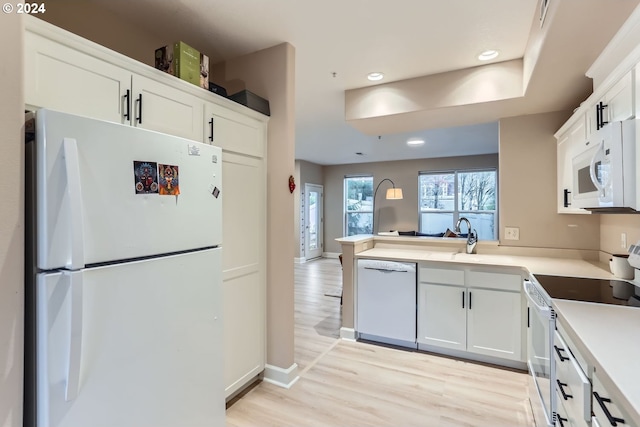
[533,274,640,307]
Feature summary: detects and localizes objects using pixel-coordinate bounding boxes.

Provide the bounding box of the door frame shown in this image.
[304,183,324,260]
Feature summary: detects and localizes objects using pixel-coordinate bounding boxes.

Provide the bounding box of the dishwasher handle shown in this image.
[363,267,409,273]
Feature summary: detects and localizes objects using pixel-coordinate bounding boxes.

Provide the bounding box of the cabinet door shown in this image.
[204,102,265,157]
[131,74,204,141]
[466,288,522,361]
[417,282,466,351]
[606,70,634,123]
[25,30,130,124]
[221,152,266,398]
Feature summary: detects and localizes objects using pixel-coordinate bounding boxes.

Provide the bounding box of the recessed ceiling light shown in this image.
[367,72,384,81]
[407,138,425,146]
[478,50,500,61]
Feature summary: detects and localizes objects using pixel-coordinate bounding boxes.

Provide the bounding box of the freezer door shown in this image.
[35,109,222,270]
[35,248,224,427]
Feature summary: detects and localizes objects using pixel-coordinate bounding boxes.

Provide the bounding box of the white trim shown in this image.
[294,257,307,264]
[263,363,300,389]
[340,327,356,341]
[323,252,341,259]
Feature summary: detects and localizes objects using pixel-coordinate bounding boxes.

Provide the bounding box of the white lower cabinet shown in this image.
[418,265,524,364]
[418,281,466,351]
[466,286,522,360]
[592,372,637,427]
[554,330,590,427]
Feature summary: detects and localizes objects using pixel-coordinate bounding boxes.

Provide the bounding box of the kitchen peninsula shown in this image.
[337,234,640,426]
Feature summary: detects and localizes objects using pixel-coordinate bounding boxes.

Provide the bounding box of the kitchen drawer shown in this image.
[467,270,521,291]
[592,372,637,427]
[556,321,590,377]
[556,388,589,427]
[554,331,591,424]
[419,266,464,286]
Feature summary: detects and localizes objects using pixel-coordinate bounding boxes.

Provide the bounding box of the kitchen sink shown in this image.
[453,253,514,264]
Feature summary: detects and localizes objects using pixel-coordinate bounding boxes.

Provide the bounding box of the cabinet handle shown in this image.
[136,93,143,124]
[557,380,573,400]
[527,307,530,328]
[123,89,131,122]
[462,291,465,309]
[468,291,472,310]
[599,101,609,129]
[209,117,214,142]
[596,103,601,130]
[557,415,568,427]
[563,189,571,208]
[593,392,625,426]
[554,345,570,362]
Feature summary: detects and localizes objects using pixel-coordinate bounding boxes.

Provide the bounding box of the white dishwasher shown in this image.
[356,259,417,349]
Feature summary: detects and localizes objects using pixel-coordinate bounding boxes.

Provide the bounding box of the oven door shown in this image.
[524,281,555,427]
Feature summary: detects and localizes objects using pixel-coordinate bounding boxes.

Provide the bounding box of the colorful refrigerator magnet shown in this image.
[158,164,180,195]
[133,161,158,194]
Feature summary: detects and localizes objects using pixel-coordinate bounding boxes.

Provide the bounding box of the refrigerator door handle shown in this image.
[64,270,83,401]
[63,138,86,270]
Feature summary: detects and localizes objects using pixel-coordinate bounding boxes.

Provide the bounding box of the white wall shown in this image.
[0,12,24,427]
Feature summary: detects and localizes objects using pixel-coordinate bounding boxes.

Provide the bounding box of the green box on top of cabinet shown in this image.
[155,41,201,87]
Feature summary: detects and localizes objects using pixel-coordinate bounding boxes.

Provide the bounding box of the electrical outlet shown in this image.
[505,227,520,240]
[621,232,627,249]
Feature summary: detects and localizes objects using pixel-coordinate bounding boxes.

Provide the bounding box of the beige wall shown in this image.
[214,44,297,371]
[499,112,601,250]
[323,155,499,254]
[0,12,24,427]
[600,215,640,255]
[40,1,165,67]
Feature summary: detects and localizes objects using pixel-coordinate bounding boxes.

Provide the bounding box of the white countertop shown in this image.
[355,247,615,279]
[553,300,640,425]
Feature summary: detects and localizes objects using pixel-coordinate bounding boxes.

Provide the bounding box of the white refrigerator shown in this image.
[25,109,225,427]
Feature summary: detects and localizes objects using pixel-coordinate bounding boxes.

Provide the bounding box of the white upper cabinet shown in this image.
[130,74,204,141]
[586,70,635,137]
[25,30,131,124]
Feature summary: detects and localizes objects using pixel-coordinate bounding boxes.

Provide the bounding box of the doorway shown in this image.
[305,183,324,260]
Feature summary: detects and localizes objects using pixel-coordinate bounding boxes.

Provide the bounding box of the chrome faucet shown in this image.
[455,217,478,254]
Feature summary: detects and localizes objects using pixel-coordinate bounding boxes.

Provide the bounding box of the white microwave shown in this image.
[571,119,637,211]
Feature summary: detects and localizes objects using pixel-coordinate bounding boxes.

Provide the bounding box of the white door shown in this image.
[36,248,224,427]
[417,282,467,351]
[466,288,522,361]
[305,183,323,260]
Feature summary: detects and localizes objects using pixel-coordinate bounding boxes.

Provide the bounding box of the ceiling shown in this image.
[90,0,639,165]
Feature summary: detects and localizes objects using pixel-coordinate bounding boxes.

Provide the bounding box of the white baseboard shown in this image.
[340,327,356,341]
[263,363,300,389]
[323,252,341,259]
[294,257,306,264]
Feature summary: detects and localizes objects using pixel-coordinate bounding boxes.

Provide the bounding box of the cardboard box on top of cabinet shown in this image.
[155,42,201,87]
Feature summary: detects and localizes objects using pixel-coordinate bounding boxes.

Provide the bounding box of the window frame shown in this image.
[418,168,498,240]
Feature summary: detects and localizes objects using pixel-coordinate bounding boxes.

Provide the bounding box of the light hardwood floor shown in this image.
[226,258,534,427]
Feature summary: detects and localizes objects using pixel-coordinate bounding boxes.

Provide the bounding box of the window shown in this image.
[419,169,497,240]
[344,176,373,236]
